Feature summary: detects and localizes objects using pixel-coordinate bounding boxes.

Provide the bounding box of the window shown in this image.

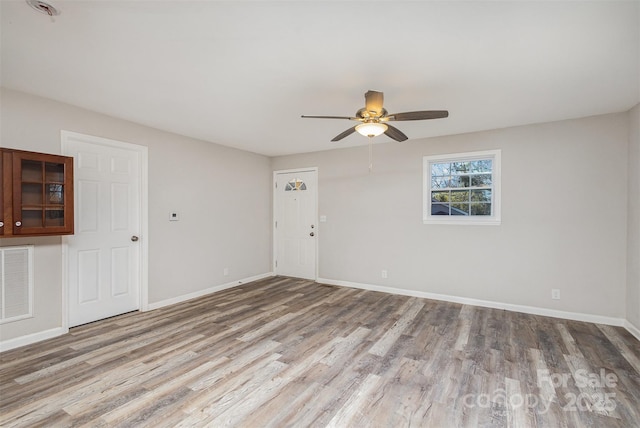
[423,150,501,225]
[285,179,307,191]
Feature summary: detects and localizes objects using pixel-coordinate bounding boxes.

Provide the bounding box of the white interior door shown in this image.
[63,132,145,327]
[274,169,317,280]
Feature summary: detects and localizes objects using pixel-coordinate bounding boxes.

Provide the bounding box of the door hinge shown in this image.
[275,182,277,189]
[275,221,277,228]
[275,260,278,268]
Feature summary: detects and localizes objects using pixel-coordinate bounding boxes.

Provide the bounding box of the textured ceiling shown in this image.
[1,1,639,156]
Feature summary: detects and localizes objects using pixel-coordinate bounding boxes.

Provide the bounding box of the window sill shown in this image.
[423,217,501,226]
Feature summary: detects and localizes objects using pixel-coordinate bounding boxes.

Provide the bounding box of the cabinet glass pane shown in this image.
[45,163,65,182]
[47,184,64,205]
[21,209,43,228]
[21,160,43,182]
[22,183,43,205]
[45,209,65,227]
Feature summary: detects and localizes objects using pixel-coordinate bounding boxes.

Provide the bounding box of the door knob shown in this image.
[309,232,314,237]
[131,236,139,242]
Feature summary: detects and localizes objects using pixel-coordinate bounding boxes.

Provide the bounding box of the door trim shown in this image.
[273,167,318,280]
[60,130,149,330]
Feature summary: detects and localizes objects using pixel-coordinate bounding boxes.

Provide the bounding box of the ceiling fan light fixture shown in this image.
[356,122,387,138]
[26,0,60,16]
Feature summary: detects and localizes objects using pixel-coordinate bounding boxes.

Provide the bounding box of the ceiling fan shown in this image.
[302,90,449,142]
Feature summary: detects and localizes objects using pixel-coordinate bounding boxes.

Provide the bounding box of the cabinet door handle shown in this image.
[0,221,3,227]
[15,221,22,227]
[131,235,139,242]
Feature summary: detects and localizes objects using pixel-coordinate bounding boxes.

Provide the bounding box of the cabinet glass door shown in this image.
[12,152,73,235]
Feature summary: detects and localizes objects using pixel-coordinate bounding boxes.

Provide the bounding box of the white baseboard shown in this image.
[624,320,640,341]
[0,327,68,353]
[2,273,634,353]
[146,272,275,311]
[317,277,628,328]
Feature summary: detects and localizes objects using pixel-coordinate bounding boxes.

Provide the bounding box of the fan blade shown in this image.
[301,115,357,120]
[387,110,449,121]
[384,124,408,142]
[364,90,384,116]
[331,126,357,142]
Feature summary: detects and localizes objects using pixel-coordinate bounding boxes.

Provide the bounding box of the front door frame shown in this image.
[61,130,149,330]
[273,167,319,280]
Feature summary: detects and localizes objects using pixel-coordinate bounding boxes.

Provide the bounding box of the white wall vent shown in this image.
[0,246,34,323]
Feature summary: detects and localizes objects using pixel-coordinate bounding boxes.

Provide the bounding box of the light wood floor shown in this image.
[1,276,639,427]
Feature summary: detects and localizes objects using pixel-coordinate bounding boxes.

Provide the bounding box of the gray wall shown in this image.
[0,88,272,341]
[1,86,636,345]
[628,104,640,330]
[272,113,630,319]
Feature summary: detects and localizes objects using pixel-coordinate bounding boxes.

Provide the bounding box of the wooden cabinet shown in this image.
[1,148,74,237]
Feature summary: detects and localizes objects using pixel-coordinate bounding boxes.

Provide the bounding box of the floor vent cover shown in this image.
[1,246,33,323]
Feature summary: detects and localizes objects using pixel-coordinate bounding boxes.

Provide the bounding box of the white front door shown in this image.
[63,131,146,327]
[274,169,317,280]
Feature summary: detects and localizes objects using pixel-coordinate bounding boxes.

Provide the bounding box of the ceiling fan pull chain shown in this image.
[368,137,373,172]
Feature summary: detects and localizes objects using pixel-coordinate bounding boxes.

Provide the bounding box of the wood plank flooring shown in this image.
[1,276,639,427]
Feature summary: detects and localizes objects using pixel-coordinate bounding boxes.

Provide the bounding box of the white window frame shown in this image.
[423,149,501,225]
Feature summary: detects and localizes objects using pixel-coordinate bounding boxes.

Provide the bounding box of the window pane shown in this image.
[431,177,449,189]
[451,162,470,174]
[471,203,491,215]
[450,175,470,188]
[450,190,469,202]
[431,203,450,215]
[471,189,491,202]
[470,159,492,173]
[432,191,449,202]
[431,162,450,176]
[471,174,492,187]
[451,203,470,215]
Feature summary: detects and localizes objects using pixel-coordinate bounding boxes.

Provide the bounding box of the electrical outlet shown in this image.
[381,270,388,279]
[223,267,229,276]
[551,289,560,300]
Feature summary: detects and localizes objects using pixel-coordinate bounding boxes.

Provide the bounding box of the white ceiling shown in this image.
[1,1,638,156]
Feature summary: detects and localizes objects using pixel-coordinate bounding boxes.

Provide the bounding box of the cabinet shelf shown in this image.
[20,181,65,185]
